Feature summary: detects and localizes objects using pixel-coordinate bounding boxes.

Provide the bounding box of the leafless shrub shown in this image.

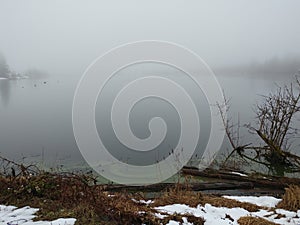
[219,77,300,176]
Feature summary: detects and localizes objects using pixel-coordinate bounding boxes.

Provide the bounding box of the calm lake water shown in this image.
[0,68,298,173]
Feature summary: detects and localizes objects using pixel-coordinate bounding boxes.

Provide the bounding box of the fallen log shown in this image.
[102,181,254,192]
[182,168,300,189]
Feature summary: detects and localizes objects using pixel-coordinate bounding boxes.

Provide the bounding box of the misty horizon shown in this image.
[1,50,300,80]
[1,1,300,77]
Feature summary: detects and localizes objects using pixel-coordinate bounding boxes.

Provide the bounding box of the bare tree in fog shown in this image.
[219,77,300,176]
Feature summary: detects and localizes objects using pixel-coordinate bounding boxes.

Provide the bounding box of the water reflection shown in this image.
[0,79,11,106]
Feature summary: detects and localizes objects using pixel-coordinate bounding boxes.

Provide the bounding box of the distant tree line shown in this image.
[219,56,300,77]
[0,53,48,79]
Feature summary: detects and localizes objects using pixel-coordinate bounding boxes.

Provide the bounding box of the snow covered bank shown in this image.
[1,196,300,225]
[154,196,300,225]
[0,205,76,225]
[223,195,281,208]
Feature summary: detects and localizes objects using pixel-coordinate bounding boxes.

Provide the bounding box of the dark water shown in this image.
[0,76,81,169]
[0,69,298,173]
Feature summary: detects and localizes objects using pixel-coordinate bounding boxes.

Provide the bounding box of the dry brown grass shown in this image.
[152,185,261,212]
[152,185,203,207]
[238,216,280,225]
[276,185,300,211]
[200,195,262,212]
[3,164,295,225]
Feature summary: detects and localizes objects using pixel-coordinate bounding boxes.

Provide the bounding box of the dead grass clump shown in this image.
[276,185,300,211]
[183,214,205,225]
[152,185,203,207]
[238,216,280,225]
[103,192,157,225]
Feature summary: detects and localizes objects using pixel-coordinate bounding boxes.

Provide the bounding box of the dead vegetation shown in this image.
[0,171,208,224]
[4,169,256,225]
[0,161,259,224]
[238,216,280,225]
[0,155,206,224]
[276,185,300,211]
[1,153,300,224]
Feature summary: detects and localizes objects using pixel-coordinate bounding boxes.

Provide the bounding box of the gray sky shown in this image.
[0,0,300,76]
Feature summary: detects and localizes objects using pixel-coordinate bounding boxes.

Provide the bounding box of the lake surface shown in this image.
[0,67,298,173]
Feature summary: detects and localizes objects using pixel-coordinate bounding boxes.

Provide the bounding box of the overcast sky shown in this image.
[0,0,300,76]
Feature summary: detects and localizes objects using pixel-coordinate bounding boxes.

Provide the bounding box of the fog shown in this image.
[0,0,300,77]
[1,1,300,171]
